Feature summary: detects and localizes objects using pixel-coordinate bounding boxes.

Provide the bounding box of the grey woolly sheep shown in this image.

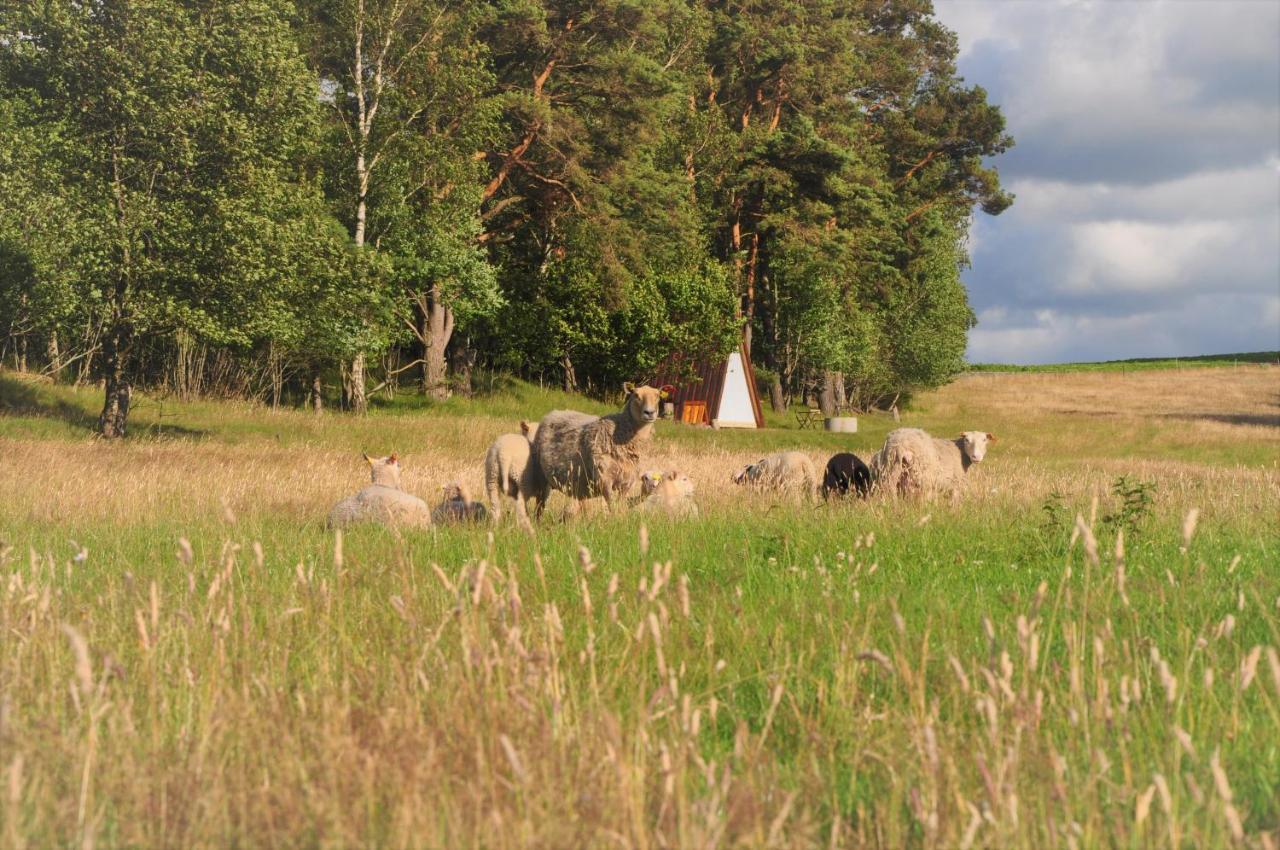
[432,483,489,524]
[484,420,539,526]
[327,453,432,529]
[869,428,995,499]
[637,469,698,518]
[732,450,819,497]
[529,383,669,518]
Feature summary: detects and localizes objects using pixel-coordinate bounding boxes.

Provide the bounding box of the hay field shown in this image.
[1,366,1278,848]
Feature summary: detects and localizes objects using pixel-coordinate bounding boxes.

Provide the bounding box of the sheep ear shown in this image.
[388,453,398,464]
[362,452,374,465]
[986,433,997,442]
[623,381,636,395]
[520,420,531,435]
[659,384,674,399]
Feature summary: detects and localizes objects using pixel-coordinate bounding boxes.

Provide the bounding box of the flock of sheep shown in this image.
[327,382,996,531]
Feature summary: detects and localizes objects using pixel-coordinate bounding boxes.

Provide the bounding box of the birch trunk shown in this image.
[98,318,132,438]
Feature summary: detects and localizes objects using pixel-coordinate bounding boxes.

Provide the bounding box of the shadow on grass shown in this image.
[0,372,99,431]
[0,372,208,439]
[1162,412,1280,428]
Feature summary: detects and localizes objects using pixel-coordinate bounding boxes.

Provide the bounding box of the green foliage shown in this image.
[1,0,1013,411]
[1039,487,1069,542]
[1102,475,1157,538]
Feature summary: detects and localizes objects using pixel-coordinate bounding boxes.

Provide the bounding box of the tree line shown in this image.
[0,0,1012,436]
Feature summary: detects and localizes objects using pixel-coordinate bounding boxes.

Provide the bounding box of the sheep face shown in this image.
[958,431,995,463]
[363,453,402,488]
[664,470,694,498]
[622,382,667,425]
[642,469,694,498]
[732,464,756,485]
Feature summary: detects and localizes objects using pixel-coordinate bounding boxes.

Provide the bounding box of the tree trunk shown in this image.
[420,283,454,401]
[311,370,324,413]
[448,334,475,398]
[98,320,132,438]
[47,331,62,380]
[833,371,847,412]
[768,375,786,413]
[818,371,837,417]
[742,231,759,357]
[349,352,368,414]
[562,353,577,393]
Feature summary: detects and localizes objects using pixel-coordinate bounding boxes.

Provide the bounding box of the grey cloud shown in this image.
[934,0,1280,363]
[943,0,1280,186]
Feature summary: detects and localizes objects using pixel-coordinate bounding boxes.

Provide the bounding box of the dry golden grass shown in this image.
[0,365,1278,849]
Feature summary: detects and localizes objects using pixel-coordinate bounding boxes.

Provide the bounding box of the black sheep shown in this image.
[822,452,872,498]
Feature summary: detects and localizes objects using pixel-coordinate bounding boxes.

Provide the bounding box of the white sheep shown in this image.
[869,428,995,499]
[637,469,699,518]
[529,383,669,518]
[484,420,539,526]
[732,451,819,497]
[431,483,489,524]
[327,453,432,529]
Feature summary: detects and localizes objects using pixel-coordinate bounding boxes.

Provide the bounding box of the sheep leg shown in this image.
[486,480,503,523]
[513,492,535,535]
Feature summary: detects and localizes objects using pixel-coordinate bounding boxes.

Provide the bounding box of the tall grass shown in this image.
[1,366,1277,847]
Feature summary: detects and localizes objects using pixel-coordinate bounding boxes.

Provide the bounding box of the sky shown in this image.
[933,0,1280,364]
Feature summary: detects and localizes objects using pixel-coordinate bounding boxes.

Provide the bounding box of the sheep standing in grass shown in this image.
[733,451,819,497]
[484,420,539,525]
[869,428,995,498]
[432,483,488,524]
[822,452,872,499]
[529,383,668,519]
[637,469,699,518]
[327,454,432,529]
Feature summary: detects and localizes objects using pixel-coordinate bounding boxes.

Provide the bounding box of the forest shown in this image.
[0,0,1012,437]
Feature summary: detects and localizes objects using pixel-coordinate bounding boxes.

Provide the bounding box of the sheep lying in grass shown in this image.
[822,452,872,499]
[432,483,488,524]
[484,420,539,525]
[733,451,819,497]
[529,383,668,518]
[637,469,698,517]
[869,428,995,499]
[328,454,432,529]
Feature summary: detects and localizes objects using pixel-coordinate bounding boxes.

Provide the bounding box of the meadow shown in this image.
[1,365,1278,848]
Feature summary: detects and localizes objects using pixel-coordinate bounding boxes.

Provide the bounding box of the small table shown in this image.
[795,408,824,429]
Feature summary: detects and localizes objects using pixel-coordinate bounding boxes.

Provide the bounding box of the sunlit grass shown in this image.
[1,365,1278,847]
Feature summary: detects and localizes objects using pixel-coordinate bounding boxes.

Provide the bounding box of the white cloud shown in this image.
[968,294,1280,364]
[934,0,1280,363]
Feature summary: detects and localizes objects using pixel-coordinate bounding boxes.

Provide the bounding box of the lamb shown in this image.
[529,383,669,518]
[637,469,699,518]
[732,450,819,497]
[431,483,489,524]
[822,452,872,499]
[327,453,432,529]
[869,428,996,499]
[483,420,539,525]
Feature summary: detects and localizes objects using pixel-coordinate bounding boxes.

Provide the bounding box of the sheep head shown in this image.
[661,469,695,498]
[363,453,402,488]
[640,470,663,497]
[622,382,664,425]
[957,431,994,463]
[732,463,756,485]
[441,482,471,504]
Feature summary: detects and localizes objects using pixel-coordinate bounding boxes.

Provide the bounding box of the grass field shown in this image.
[1,365,1278,848]
[967,351,1280,373]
